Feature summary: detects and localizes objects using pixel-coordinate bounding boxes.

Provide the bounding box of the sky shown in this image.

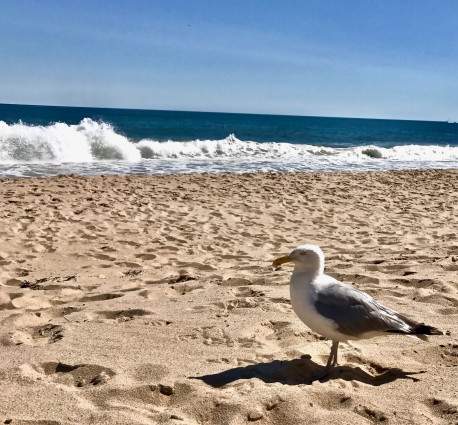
[0,0,457,120]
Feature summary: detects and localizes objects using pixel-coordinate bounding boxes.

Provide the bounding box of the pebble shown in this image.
[247,409,264,421]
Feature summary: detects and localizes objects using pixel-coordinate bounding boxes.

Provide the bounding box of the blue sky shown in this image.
[0,0,457,120]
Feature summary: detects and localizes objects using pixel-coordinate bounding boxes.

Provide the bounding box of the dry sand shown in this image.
[0,169,457,425]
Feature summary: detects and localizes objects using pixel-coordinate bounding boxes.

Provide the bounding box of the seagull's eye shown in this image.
[299,251,307,256]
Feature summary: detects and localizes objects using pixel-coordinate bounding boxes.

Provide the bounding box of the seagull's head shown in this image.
[272,244,324,274]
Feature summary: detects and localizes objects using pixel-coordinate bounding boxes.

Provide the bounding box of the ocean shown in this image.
[0,103,457,178]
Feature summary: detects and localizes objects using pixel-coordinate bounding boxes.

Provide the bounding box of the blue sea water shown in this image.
[0,103,457,178]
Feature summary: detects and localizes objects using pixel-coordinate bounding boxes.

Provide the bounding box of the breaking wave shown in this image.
[0,118,141,163]
[1,119,458,177]
[137,137,458,162]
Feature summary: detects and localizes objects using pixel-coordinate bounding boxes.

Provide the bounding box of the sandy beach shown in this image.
[0,169,457,425]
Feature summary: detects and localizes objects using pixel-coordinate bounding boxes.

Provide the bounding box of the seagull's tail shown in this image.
[387,322,445,340]
[410,323,445,341]
[411,323,444,336]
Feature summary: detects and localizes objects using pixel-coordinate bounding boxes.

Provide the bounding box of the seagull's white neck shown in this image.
[292,262,324,277]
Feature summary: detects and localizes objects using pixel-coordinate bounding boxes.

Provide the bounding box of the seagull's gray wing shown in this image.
[314,282,411,338]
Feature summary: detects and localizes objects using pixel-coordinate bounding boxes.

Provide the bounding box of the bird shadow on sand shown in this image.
[192,355,425,387]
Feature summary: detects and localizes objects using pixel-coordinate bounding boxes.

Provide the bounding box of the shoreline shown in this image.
[1,166,457,182]
[0,168,457,424]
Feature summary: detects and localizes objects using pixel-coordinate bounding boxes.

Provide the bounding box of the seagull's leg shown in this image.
[331,341,339,367]
[310,340,339,382]
[325,341,339,372]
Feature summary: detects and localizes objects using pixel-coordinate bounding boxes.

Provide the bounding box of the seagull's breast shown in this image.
[290,272,349,341]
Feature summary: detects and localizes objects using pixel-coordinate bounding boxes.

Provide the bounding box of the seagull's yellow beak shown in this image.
[272,255,292,268]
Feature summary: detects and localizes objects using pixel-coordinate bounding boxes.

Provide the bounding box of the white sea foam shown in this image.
[0,118,140,163]
[0,119,457,178]
[137,136,458,162]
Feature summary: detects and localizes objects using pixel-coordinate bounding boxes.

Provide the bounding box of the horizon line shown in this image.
[0,101,448,124]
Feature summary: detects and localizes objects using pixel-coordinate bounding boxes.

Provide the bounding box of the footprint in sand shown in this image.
[424,397,458,423]
[48,306,83,318]
[80,293,124,302]
[97,309,153,322]
[263,320,313,347]
[135,253,157,260]
[184,326,264,349]
[220,277,253,287]
[30,324,64,344]
[123,268,143,278]
[4,324,64,347]
[233,286,265,297]
[5,278,25,287]
[353,405,389,423]
[213,298,263,311]
[30,362,116,388]
[91,253,117,261]
[268,296,291,305]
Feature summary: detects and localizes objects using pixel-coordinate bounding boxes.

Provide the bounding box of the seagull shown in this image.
[273,244,444,378]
